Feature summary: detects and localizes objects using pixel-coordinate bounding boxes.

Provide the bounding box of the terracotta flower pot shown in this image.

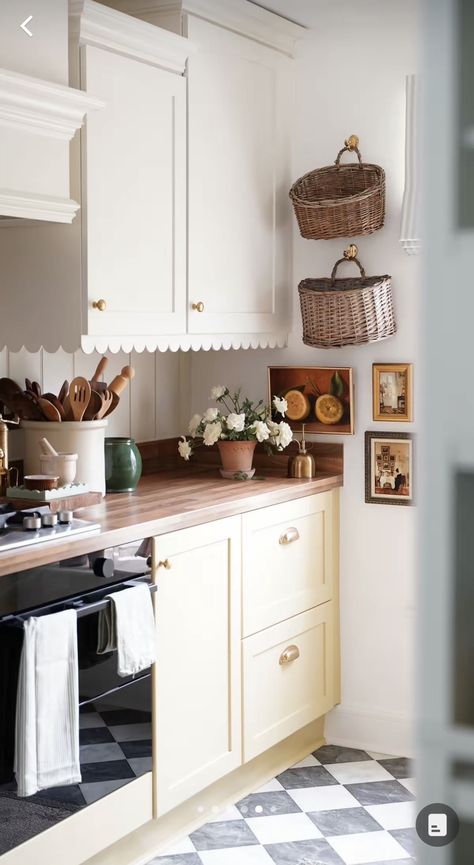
[217,440,256,479]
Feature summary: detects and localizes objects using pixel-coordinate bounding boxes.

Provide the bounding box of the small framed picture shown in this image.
[365,431,414,506]
[268,366,354,435]
[372,363,413,422]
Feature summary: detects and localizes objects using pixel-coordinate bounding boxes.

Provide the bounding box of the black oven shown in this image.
[0,539,154,856]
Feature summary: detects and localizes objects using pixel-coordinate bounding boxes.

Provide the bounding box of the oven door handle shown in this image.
[70,579,157,619]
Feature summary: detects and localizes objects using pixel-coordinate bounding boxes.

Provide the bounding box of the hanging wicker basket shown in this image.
[298,245,396,348]
[289,135,385,240]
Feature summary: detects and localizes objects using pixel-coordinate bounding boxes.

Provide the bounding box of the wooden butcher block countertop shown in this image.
[0,460,343,578]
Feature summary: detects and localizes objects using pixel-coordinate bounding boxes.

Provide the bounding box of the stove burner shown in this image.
[0,506,100,553]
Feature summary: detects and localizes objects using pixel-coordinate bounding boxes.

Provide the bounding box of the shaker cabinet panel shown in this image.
[186,16,292,335]
[152,516,242,815]
[82,45,187,337]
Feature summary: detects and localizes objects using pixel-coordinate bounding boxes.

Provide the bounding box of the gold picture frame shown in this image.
[372,363,413,422]
[365,431,414,506]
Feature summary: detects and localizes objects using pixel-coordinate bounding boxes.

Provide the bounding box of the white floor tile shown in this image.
[246,812,323,844]
[366,802,416,830]
[290,755,321,769]
[398,777,416,794]
[325,760,394,785]
[327,830,409,864]
[255,778,284,793]
[287,784,359,813]
[366,751,397,761]
[159,836,196,855]
[79,712,106,729]
[109,723,152,742]
[206,805,243,823]
[199,846,274,864]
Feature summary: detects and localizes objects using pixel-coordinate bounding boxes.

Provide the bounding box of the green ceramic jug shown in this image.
[104,437,142,493]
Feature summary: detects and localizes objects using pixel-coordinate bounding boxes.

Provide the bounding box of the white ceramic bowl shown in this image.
[40,452,78,486]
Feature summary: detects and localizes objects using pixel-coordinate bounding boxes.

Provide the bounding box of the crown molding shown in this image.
[0,66,104,141]
[0,190,80,223]
[100,0,305,56]
[70,0,193,73]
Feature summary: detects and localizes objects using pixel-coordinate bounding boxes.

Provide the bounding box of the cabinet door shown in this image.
[82,45,186,337]
[152,516,242,815]
[186,16,292,335]
[242,492,336,637]
[243,603,334,762]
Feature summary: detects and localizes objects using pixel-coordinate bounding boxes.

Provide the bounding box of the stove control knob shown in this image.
[58,510,73,525]
[92,557,115,579]
[41,512,58,528]
[23,514,42,531]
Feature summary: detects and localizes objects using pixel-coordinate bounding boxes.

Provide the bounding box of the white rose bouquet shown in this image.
[178,386,293,461]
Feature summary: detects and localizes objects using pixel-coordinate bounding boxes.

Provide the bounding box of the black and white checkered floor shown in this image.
[148,746,416,865]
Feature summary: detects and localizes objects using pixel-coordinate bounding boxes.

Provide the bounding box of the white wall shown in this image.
[184,0,420,756]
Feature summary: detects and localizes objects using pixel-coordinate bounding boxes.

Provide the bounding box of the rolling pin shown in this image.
[90,357,108,394]
[108,366,135,397]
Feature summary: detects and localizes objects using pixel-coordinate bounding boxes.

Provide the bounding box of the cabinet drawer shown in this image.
[242,492,335,636]
[243,603,334,761]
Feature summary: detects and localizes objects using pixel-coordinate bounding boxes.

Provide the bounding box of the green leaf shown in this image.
[330,371,344,398]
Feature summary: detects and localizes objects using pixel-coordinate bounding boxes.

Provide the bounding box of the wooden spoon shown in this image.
[68,377,91,422]
[83,389,102,421]
[90,357,108,394]
[58,380,69,406]
[108,365,135,398]
[38,397,62,422]
[95,389,115,419]
[42,393,66,420]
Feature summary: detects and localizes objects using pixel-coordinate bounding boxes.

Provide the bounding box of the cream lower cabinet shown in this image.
[151,490,339,816]
[152,516,242,816]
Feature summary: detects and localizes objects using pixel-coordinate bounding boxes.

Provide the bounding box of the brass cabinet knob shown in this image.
[192,301,205,313]
[92,299,107,312]
[279,527,300,545]
[157,558,171,569]
[279,644,300,665]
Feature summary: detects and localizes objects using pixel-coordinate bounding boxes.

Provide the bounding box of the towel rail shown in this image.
[0,579,156,627]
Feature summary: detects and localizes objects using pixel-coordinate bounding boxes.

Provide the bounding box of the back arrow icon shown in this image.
[20,15,33,37]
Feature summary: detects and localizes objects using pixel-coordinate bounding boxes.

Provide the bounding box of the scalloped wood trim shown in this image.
[70,0,194,74]
[0,67,104,141]
[0,333,288,352]
[0,191,80,223]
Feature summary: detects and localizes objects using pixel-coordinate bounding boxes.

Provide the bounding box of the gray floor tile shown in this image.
[79,743,124,764]
[313,745,371,764]
[80,726,115,746]
[129,756,153,776]
[390,827,417,857]
[147,855,202,865]
[80,759,134,784]
[378,757,414,779]
[265,838,345,864]
[236,792,302,818]
[308,806,382,836]
[345,780,415,806]
[276,766,339,789]
[190,819,258,850]
[79,712,106,729]
[362,861,414,865]
[79,778,129,805]
[109,722,153,742]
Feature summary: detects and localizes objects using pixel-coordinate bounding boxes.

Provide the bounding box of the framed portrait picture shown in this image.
[372,363,413,422]
[365,431,414,506]
[268,366,354,435]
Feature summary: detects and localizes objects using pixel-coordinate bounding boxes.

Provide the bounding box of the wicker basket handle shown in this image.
[335,134,363,169]
[331,244,366,284]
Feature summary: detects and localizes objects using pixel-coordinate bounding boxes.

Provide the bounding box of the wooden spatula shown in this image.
[38,397,62,422]
[83,389,102,421]
[68,377,91,422]
[95,389,114,419]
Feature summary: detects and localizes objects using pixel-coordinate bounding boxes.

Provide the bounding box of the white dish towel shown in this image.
[97,584,156,677]
[14,609,81,798]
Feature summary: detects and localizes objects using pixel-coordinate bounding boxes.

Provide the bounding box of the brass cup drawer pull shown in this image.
[157,558,172,569]
[279,527,300,545]
[279,644,300,665]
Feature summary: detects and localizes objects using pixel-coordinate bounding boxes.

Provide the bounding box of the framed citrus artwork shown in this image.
[268,366,354,435]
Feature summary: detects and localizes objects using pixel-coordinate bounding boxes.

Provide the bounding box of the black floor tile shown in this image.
[99,708,152,727]
[120,739,152,758]
[313,745,372,764]
[378,757,414,779]
[345,780,415,806]
[80,760,135,784]
[80,727,115,746]
[277,766,339,789]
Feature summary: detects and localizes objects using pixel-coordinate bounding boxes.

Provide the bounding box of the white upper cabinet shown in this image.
[81,44,187,339]
[186,16,292,338]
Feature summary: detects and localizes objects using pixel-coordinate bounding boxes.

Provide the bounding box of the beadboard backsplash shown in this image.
[1,348,186,460]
